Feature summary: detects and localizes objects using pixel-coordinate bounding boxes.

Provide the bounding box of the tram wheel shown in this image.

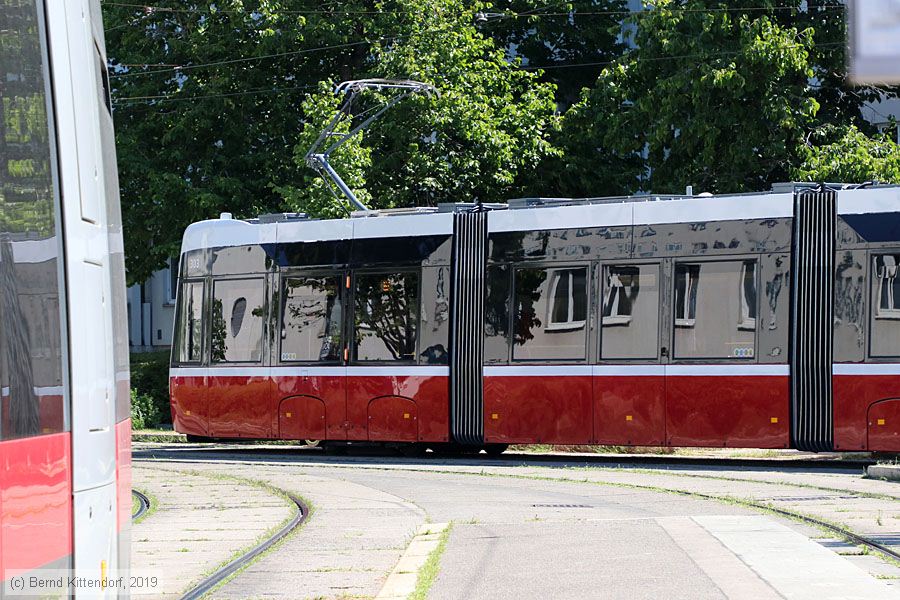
[304,439,321,448]
[483,444,508,457]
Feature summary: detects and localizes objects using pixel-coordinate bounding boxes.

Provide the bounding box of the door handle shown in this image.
[660,347,669,358]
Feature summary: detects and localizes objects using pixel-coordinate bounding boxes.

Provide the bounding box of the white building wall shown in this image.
[127,258,176,351]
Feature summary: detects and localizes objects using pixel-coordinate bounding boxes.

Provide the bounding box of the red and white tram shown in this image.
[1,0,130,596]
[169,185,900,455]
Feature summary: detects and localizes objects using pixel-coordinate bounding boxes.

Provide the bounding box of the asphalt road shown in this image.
[133,445,900,600]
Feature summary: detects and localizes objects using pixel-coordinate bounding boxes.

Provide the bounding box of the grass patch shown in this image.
[408,524,453,600]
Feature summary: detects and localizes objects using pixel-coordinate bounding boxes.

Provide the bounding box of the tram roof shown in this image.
[181,183,900,254]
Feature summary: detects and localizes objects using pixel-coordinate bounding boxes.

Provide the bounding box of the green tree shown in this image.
[484,1,629,106]
[103,1,391,284]
[279,0,560,215]
[560,0,822,195]
[794,124,900,184]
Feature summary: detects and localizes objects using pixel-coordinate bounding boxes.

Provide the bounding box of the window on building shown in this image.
[175,281,204,363]
[211,278,265,363]
[870,254,900,357]
[165,257,178,304]
[280,275,343,363]
[601,264,659,360]
[673,261,757,360]
[354,271,419,362]
[513,266,588,361]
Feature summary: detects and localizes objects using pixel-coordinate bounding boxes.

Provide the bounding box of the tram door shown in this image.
[594,261,667,446]
[207,276,272,438]
[276,272,348,441]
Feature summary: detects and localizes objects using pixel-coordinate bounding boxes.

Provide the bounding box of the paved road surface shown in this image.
[132,445,900,599]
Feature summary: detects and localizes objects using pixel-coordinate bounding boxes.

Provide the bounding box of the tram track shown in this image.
[179,490,308,600]
[134,443,876,472]
[131,489,150,522]
[132,447,899,593]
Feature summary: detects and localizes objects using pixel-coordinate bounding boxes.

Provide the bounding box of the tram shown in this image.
[169,184,900,455]
[0,0,130,597]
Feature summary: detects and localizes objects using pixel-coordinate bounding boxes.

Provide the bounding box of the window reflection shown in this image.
[673,261,757,359]
[513,266,587,361]
[280,276,342,363]
[354,272,419,362]
[211,279,265,363]
[871,254,900,357]
[601,264,659,360]
[175,281,204,363]
[0,0,65,439]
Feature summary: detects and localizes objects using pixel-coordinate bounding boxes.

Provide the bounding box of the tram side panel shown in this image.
[481,201,793,449]
[833,189,900,451]
[647,216,793,449]
[343,234,452,444]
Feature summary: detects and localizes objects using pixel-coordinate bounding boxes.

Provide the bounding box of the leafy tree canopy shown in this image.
[794,124,900,184]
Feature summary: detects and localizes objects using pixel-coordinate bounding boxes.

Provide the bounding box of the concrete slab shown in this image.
[868,464,900,482]
[694,515,899,599]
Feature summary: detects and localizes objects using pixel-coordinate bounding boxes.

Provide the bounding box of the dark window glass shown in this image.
[354,272,419,362]
[0,0,65,439]
[674,261,757,359]
[211,279,265,363]
[175,282,204,363]
[870,254,900,357]
[513,267,587,361]
[280,276,342,362]
[601,264,659,359]
[484,265,511,362]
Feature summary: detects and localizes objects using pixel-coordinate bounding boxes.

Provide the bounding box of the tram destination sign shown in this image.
[849,0,900,84]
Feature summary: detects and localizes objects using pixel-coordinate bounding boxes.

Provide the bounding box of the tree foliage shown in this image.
[794,125,900,184]
[103,0,900,284]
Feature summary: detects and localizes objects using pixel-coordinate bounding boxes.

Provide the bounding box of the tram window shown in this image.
[354,272,419,362]
[175,281,205,363]
[211,279,265,363]
[0,0,66,440]
[485,265,512,362]
[280,276,342,363]
[673,261,757,360]
[870,254,900,357]
[513,266,588,361]
[601,264,659,359]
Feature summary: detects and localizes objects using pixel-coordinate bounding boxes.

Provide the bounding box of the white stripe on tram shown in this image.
[1,385,65,397]
[170,366,450,378]
[483,364,788,377]
[833,363,900,376]
[665,364,789,377]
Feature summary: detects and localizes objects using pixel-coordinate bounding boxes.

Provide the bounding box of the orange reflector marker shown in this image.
[771,417,779,424]
[878,418,886,426]
[185,410,191,416]
[286,412,292,418]
[403,413,410,419]
[491,413,499,420]
[625,415,633,422]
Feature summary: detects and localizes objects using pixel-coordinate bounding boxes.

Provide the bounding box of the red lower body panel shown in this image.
[0,432,72,580]
[594,375,666,446]
[834,370,900,451]
[484,373,593,444]
[666,375,789,447]
[171,370,450,443]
